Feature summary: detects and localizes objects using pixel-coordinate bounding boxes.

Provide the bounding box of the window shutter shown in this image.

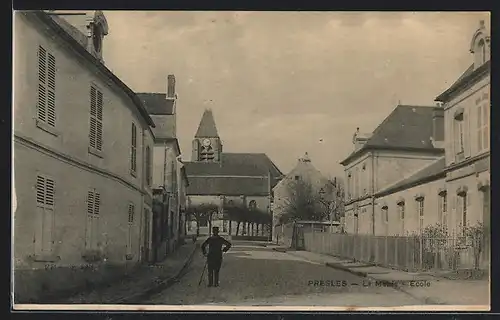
[96,91,103,151]
[128,204,134,223]
[464,111,470,158]
[47,53,56,127]
[89,87,97,149]
[94,192,100,215]
[37,46,47,123]
[483,104,489,150]
[45,178,55,208]
[36,175,45,206]
[131,124,137,172]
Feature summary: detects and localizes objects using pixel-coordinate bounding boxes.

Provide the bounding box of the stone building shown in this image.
[340,105,445,235]
[272,152,338,237]
[13,11,156,301]
[137,75,189,262]
[184,109,283,236]
[354,21,490,269]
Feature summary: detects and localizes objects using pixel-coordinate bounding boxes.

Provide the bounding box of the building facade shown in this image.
[13,11,156,301]
[137,75,189,262]
[272,153,339,237]
[365,21,489,268]
[184,109,283,236]
[340,106,445,235]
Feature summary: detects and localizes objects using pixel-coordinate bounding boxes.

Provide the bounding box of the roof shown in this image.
[435,60,490,102]
[28,11,155,127]
[340,105,444,165]
[186,176,270,196]
[376,157,446,197]
[195,109,219,138]
[184,153,284,196]
[136,93,175,115]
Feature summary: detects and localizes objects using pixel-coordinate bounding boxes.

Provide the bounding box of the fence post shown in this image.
[405,236,409,271]
[419,234,423,270]
[384,236,388,266]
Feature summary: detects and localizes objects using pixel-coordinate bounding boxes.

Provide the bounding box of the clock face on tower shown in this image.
[202,139,211,147]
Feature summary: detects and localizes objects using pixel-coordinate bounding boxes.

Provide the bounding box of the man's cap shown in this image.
[212,226,219,231]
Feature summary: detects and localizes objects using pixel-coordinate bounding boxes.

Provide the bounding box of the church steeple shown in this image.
[195,109,219,138]
[192,109,222,162]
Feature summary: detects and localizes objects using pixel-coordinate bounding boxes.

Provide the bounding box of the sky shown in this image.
[102,11,490,179]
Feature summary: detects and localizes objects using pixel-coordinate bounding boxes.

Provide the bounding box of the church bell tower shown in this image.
[192,109,222,162]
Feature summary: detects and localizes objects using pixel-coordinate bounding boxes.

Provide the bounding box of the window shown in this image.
[355,168,360,198]
[294,175,300,181]
[477,103,489,152]
[35,175,55,257]
[249,200,257,210]
[347,172,352,199]
[145,146,151,186]
[92,24,102,54]
[461,194,468,235]
[89,86,103,152]
[478,39,486,64]
[381,206,388,236]
[86,189,100,250]
[127,203,135,255]
[397,202,405,235]
[37,46,56,127]
[130,123,137,174]
[417,199,424,233]
[438,192,448,228]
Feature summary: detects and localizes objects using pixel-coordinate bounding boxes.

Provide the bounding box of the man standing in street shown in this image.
[201,227,232,287]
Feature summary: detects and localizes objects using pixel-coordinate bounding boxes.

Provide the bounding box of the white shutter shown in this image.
[464,111,471,158]
[483,104,489,150]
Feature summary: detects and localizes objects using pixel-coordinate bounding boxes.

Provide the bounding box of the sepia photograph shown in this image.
[12,10,490,311]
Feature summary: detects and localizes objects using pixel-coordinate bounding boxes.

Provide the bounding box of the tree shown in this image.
[185,203,219,236]
[279,178,327,224]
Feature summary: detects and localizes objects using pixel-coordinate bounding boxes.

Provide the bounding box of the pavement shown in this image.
[270,246,490,307]
[146,241,440,308]
[56,240,199,304]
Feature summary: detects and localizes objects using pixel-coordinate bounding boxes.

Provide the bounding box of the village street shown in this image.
[146,240,423,307]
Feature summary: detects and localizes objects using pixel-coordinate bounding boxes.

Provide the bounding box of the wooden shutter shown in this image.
[35,175,55,255]
[483,104,489,150]
[127,204,134,255]
[36,175,46,206]
[96,90,103,151]
[37,46,47,123]
[90,87,97,149]
[86,191,94,249]
[464,111,471,158]
[131,124,137,172]
[47,53,56,127]
[213,140,219,161]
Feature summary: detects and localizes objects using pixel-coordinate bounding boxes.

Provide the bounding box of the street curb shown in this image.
[113,243,200,303]
[324,261,445,305]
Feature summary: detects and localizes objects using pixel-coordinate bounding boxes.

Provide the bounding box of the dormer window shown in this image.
[478,39,486,64]
[92,24,102,54]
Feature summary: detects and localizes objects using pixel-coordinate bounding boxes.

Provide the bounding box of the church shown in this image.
[184,109,283,235]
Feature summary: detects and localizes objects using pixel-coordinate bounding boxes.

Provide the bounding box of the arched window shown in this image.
[478,39,486,64]
[92,24,103,54]
[248,200,257,210]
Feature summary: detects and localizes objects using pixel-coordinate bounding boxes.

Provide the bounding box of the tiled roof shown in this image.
[376,157,446,197]
[186,176,270,196]
[184,153,284,196]
[136,93,175,115]
[195,109,219,138]
[435,61,490,102]
[341,105,443,165]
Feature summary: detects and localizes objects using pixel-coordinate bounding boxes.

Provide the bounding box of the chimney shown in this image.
[431,106,444,146]
[167,75,176,99]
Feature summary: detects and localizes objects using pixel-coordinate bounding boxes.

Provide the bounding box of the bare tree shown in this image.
[279,178,326,223]
[185,203,219,236]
